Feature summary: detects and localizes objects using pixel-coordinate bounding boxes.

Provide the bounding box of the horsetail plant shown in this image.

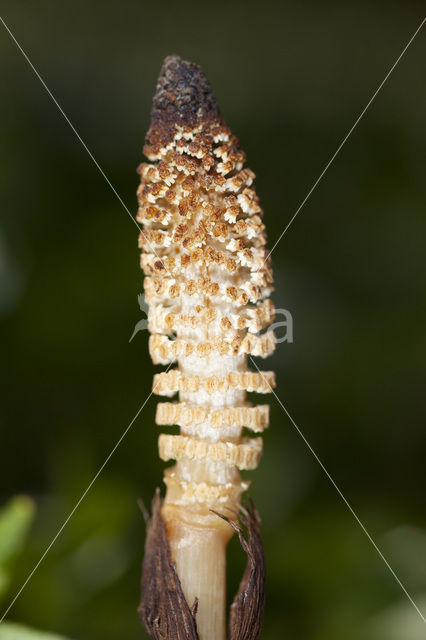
[137,55,275,640]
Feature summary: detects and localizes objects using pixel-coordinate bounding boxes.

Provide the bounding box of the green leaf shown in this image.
[0,621,71,640]
[0,497,35,599]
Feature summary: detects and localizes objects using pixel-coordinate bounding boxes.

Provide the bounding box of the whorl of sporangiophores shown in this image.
[137,55,275,529]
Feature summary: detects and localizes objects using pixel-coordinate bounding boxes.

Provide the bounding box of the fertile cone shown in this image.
[137,55,274,640]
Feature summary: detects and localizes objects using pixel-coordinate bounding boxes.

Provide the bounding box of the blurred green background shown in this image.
[1,1,425,639]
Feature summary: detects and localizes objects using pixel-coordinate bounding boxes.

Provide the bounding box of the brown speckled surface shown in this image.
[146,55,223,148]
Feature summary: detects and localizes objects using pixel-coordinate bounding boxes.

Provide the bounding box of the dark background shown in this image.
[1,2,425,639]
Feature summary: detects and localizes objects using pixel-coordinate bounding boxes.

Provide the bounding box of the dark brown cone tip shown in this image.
[146,55,222,148]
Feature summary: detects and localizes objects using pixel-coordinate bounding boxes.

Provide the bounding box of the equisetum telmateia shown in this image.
[137,55,275,640]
